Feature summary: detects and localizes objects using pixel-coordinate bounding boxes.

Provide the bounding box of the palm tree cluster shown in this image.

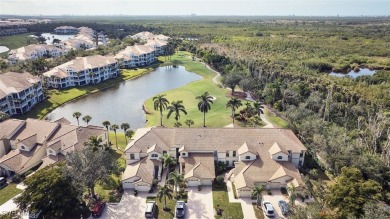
[225,99,264,127]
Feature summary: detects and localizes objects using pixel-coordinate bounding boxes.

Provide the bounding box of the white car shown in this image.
[262,201,275,217]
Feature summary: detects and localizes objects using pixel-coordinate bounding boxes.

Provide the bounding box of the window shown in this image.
[300,152,304,157]
[277,156,283,159]
[151,154,158,158]
[226,152,229,157]
[130,154,135,159]
[163,150,167,155]
[182,153,186,156]
[245,156,250,160]
[225,160,229,166]
[233,151,237,157]
[21,146,25,150]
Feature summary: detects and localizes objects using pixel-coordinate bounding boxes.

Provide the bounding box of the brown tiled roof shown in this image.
[181,153,215,179]
[54,117,71,125]
[11,118,59,145]
[38,154,65,170]
[268,142,288,155]
[122,158,161,185]
[19,134,37,147]
[0,119,25,139]
[0,72,41,99]
[0,145,43,173]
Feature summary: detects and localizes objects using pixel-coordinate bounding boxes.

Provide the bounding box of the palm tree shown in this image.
[110,124,119,149]
[84,136,106,151]
[102,121,111,146]
[226,97,242,124]
[184,119,194,128]
[196,92,214,127]
[121,123,130,145]
[125,130,135,140]
[157,185,173,210]
[167,100,187,124]
[82,115,92,126]
[153,94,170,126]
[251,185,266,207]
[162,154,177,178]
[72,112,82,126]
[288,185,297,207]
[168,172,184,199]
[253,100,264,116]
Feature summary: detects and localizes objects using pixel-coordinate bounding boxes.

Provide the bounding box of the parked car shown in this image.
[176,201,186,218]
[91,201,106,218]
[145,201,157,218]
[278,200,290,215]
[262,201,275,217]
[0,177,7,189]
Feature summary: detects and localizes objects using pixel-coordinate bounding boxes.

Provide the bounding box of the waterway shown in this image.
[29,33,75,45]
[46,66,202,130]
[329,68,376,78]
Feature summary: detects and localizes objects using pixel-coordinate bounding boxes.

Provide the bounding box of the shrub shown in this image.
[216,176,224,185]
[12,174,23,183]
[267,190,272,195]
[24,170,34,177]
[281,187,288,195]
[134,190,138,196]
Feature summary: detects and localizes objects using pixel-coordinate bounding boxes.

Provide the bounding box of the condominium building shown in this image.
[43,55,119,89]
[0,118,107,176]
[122,127,307,196]
[131,31,170,41]
[0,72,44,116]
[8,44,68,64]
[54,26,79,34]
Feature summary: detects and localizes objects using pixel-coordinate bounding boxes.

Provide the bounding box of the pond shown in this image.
[29,33,75,45]
[329,68,376,78]
[46,66,202,130]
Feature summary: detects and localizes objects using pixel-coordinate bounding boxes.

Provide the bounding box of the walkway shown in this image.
[224,170,257,219]
[186,187,214,219]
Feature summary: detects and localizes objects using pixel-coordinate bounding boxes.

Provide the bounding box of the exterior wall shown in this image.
[267,176,292,189]
[238,152,256,161]
[135,182,151,192]
[187,177,200,187]
[271,152,289,161]
[125,152,140,164]
[46,148,57,156]
[148,152,161,160]
[291,151,305,167]
[17,142,33,152]
[122,176,140,189]
[0,140,11,158]
[201,179,213,186]
[237,188,252,198]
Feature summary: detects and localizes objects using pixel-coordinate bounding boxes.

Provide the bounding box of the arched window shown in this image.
[277,156,283,159]
[151,154,158,158]
[182,153,186,156]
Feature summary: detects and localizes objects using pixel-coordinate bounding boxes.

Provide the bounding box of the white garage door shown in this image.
[238,189,252,198]
[136,185,151,192]
[187,179,200,187]
[269,183,281,189]
[122,181,135,189]
[201,179,213,186]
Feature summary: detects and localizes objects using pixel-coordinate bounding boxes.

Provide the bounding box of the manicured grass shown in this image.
[252,203,265,219]
[0,183,22,205]
[264,109,288,128]
[146,196,176,219]
[213,184,244,219]
[0,33,38,57]
[145,52,234,128]
[17,67,156,120]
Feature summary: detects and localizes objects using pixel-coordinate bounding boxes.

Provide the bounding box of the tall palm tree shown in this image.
[162,154,177,178]
[82,115,92,126]
[288,185,297,207]
[72,112,82,126]
[251,185,266,207]
[120,123,130,145]
[84,136,105,151]
[184,119,194,128]
[167,100,187,124]
[125,130,135,141]
[169,172,184,199]
[157,185,173,210]
[226,97,242,124]
[102,121,111,146]
[253,100,264,116]
[153,94,170,126]
[196,92,214,127]
[110,124,119,149]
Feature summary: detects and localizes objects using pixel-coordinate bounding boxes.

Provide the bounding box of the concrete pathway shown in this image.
[224,123,234,128]
[0,194,20,214]
[261,113,275,128]
[224,172,257,219]
[186,187,214,219]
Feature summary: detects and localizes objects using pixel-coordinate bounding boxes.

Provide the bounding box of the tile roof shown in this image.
[268,142,288,155]
[0,72,41,99]
[37,154,65,170]
[181,153,215,179]
[0,119,25,139]
[8,44,67,61]
[10,118,59,145]
[122,158,161,185]
[0,145,43,173]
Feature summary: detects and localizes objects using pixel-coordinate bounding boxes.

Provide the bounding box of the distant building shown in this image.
[0,72,44,116]
[8,44,68,64]
[0,28,28,36]
[54,26,79,34]
[0,118,107,176]
[131,31,170,41]
[57,27,106,50]
[43,55,119,89]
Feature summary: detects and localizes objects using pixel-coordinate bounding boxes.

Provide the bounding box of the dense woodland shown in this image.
[1,16,390,218]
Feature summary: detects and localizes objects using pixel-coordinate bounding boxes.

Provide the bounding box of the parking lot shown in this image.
[262,189,288,218]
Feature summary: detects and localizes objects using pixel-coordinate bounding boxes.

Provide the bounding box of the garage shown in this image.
[201,179,213,186]
[135,183,151,192]
[122,181,135,189]
[187,178,201,187]
[237,188,252,198]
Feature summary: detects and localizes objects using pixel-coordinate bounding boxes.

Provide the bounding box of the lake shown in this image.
[29,33,75,45]
[46,66,202,130]
[329,68,376,78]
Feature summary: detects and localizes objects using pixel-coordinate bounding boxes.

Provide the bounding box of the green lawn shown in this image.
[0,33,38,58]
[145,52,234,128]
[17,67,156,120]
[252,203,265,219]
[264,109,288,128]
[213,184,244,219]
[146,196,176,219]
[0,183,22,205]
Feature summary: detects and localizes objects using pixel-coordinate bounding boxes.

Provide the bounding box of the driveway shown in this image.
[262,189,288,219]
[99,190,149,219]
[186,187,214,219]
